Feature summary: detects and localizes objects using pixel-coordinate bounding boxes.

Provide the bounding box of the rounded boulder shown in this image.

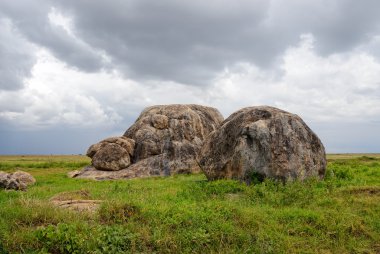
[199,106,326,183]
[0,171,36,191]
[87,136,135,171]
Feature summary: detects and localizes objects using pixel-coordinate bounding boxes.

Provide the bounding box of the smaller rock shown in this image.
[86,136,135,171]
[0,171,8,189]
[69,166,140,180]
[51,200,102,212]
[0,171,36,191]
[101,136,135,155]
[12,171,36,185]
[92,143,131,171]
[6,178,23,190]
[50,190,102,212]
[67,170,81,178]
[86,142,103,158]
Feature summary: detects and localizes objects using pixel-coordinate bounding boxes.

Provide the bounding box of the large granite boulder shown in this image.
[72,104,224,180]
[124,104,224,175]
[0,171,36,191]
[199,106,326,183]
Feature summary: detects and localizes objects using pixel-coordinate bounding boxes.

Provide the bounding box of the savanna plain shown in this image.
[0,154,379,253]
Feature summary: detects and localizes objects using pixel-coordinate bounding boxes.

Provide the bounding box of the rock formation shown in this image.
[124,104,224,174]
[0,171,36,191]
[198,106,326,183]
[72,104,224,180]
[71,104,326,182]
[86,136,135,171]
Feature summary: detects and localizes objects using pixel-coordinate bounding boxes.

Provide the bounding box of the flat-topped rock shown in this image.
[50,190,102,212]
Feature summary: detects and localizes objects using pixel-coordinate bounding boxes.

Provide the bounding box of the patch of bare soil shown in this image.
[50,190,102,212]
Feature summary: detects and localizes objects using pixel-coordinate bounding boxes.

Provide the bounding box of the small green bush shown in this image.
[202,180,246,195]
[35,223,87,254]
[332,167,354,180]
[98,201,140,224]
[177,179,246,202]
[35,223,138,254]
[95,225,137,254]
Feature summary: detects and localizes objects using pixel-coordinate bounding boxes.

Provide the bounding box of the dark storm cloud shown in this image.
[1,0,380,87]
[54,0,380,85]
[0,18,36,90]
[53,0,271,85]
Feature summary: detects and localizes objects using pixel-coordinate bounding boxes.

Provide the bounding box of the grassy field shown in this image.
[0,154,379,253]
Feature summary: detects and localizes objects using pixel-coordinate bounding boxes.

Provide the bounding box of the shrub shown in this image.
[35,223,87,254]
[95,225,137,254]
[35,223,138,254]
[332,167,354,180]
[202,180,246,196]
[98,201,140,224]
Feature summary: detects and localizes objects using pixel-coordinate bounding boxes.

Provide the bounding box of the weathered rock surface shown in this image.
[71,155,182,180]
[50,190,102,212]
[199,106,326,183]
[0,171,36,191]
[72,104,224,179]
[12,171,36,185]
[87,136,135,171]
[124,104,224,175]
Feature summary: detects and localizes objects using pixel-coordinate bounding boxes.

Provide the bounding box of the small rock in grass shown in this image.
[50,190,102,212]
[0,171,36,191]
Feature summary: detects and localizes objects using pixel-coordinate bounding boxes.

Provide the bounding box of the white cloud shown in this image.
[0,50,122,129]
[209,34,380,123]
[48,7,75,36]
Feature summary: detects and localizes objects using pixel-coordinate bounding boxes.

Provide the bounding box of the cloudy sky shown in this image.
[1,0,380,154]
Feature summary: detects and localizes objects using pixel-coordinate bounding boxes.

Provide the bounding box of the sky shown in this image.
[1,0,380,154]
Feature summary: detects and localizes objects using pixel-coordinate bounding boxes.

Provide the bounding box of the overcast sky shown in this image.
[1,0,380,154]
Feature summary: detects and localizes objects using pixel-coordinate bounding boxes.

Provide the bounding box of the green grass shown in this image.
[0,155,379,253]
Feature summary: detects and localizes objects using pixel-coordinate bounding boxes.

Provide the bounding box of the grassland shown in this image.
[0,154,379,253]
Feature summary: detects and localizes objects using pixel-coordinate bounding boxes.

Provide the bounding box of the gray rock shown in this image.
[0,171,36,191]
[198,106,326,183]
[87,136,135,171]
[124,104,223,175]
[12,171,36,185]
[72,104,224,179]
[0,171,8,189]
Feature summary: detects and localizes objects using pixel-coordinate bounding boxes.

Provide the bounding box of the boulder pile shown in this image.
[0,171,36,191]
[70,104,326,182]
[71,104,224,180]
